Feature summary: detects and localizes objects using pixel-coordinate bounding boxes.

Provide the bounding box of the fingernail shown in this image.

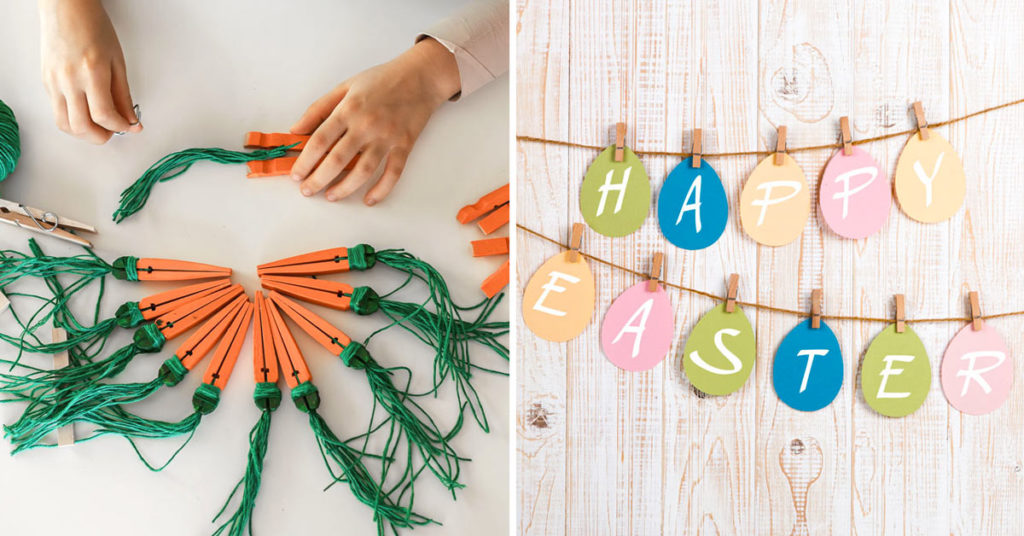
[327,195,337,202]
[301,188,312,196]
[365,198,377,206]
[290,174,302,182]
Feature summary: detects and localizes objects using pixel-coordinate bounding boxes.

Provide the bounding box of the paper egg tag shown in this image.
[739,154,810,246]
[940,323,1012,415]
[522,251,596,342]
[772,319,844,412]
[657,157,728,250]
[580,146,651,237]
[860,325,931,417]
[819,147,891,239]
[682,303,756,395]
[600,282,675,371]
[894,132,966,223]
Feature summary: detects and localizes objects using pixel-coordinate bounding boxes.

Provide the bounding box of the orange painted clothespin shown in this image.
[647,253,663,292]
[614,122,627,162]
[269,291,353,355]
[774,126,788,166]
[260,275,354,311]
[265,296,312,388]
[894,294,906,333]
[969,291,983,332]
[810,289,822,329]
[243,131,358,178]
[725,273,739,313]
[202,299,254,389]
[258,247,354,276]
[567,223,584,262]
[912,102,929,141]
[481,260,510,298]
[691,128,703,168]
[457,184,510,224]
[153,284,244,340]
[113,257,231,282]
[253,293,281,386]
[175,294,248,371]
[839,116,853,156]
[478,203,510,235]
[136,279,232,321]
[471,237,509,257]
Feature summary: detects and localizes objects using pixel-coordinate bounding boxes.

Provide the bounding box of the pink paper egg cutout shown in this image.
[819,146,890,239]
[940,323,1013,415]
[600,281,675,371]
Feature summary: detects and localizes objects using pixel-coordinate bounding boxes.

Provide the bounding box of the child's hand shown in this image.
[289,38,460,206]
[39,0,141,144]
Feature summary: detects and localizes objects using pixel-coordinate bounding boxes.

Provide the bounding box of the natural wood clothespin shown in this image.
[691,128,703,168]
[647,252,663,292]
[912,102,930,141]
[52,328,75,446]
[774,125,788,165]
[614,122,627,162]
[811,289,822,329]
[725,273,739,313]
[567,223,584,262]
[839,116,853,156]
[969,291,983,331]
[0,293,9,316]
[895,294,906,333]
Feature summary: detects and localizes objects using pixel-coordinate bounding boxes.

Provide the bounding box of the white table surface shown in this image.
[0,1,510,534]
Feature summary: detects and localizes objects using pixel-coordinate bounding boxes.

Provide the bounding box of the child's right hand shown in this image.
[38,0,141,144]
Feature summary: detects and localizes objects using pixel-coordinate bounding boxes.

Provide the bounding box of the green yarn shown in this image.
[346,244,377,271]
[291,380,321,413]
[339,341,371,369]
[349,286,381,315]
[157,357,188,387]
[113,144,298,223]
[115,302,146,328]
[212,382,280,536]
[0,99,19,181]
[111,256,139,281]
[192,383,221,415]
[0,248,114,291]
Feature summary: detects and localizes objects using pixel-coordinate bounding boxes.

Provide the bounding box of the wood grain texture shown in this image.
[516,1,1024,534]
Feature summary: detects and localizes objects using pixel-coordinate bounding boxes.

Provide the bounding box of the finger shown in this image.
[363,148,409,206]
[290,85,348,135]
[85,66,130,133]
[66,92,112,144]
[50,93,71,134]
[299,133,362,196]
[325,145,387,202]
[111,63,141,132]
[291,109,350,183]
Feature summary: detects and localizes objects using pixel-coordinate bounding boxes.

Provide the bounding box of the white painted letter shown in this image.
[877,354,915,399]
[532,271,581,317]
[595,167,632,216]
[912,152,945,207]
[832,166,877,219]
[675,174,703,232]
[689,328,743,375]
[956,350,1006,396]
[611,298,654,358]
[753,181,802,226]
[796,349,829,393]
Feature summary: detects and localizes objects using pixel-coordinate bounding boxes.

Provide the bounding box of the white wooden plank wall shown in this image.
[516,0,1024,534]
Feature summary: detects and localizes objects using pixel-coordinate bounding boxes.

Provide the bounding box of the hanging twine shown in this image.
[0,99,19,181]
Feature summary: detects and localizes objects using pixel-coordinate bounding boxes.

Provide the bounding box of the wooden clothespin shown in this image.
[0,199,96,248]
[691,128,703,168]
[614,122,627,162]
[839,116,853,156]
[647,252,663,292]
[810,289,822,329]
[0,292,9,316]
[774,125,788,165]
[912,102,930,141]
[894,294,906,333]
[725,273,739,313]
[969,291,983,331]
[567,223,584,262]
[52,328,74,446]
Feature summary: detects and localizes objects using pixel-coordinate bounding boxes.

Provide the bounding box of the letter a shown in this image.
[611,299,654,358]
[532,271,581,317]
[675,175,703,232]
[595,167,632,216]
[912,152,945,207]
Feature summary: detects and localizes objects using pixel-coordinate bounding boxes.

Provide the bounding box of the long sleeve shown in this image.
[417,0,509,101]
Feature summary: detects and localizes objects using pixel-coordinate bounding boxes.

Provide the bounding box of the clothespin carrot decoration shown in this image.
[268,291,465,493]
[3,293,250,454]
[112,132,359,223]
[263,295,436,534]
[457,183,511,297]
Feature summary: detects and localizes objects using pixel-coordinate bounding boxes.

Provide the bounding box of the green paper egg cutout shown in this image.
[860,324,931,417]
[580,145,651,237]
[682,303,756,395]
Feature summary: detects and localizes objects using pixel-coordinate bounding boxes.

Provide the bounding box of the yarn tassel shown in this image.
[113,145,297,223]
[4,356,187,452]
[212,382,280,536]
[292,382,436,536]
[0,247,113,289]
[340,343,465,494]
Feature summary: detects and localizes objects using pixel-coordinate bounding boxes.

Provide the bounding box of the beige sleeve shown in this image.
[417,0,509,101]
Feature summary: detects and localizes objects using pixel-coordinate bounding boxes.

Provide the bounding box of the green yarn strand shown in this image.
[0,98,19,181]
[113,144,297,223]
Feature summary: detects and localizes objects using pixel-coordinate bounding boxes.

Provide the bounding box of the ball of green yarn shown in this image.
[0,99,19,181]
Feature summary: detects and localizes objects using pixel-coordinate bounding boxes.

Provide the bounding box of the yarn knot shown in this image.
[192,383,221,415]
[350,287,380,315]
